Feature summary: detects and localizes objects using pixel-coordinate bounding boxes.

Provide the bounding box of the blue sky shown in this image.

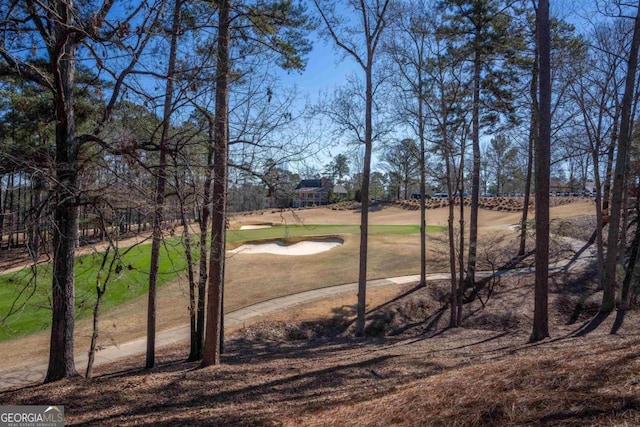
[284,39,354,95]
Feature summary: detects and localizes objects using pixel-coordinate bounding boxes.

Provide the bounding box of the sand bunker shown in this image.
[239,224,272,230]
[229,238,343,256]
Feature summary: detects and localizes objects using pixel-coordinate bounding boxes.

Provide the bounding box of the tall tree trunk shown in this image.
[355,53,374,337]
[146,151,166,369]
[620,194,640,308]
[146,0,182,369]
[192,118,214,361]
[530,0,551,342]
[519,46,538,257]
[0,174,4,251]
[8,174,15,248]
[603,108,619,219]
[86,243,113,379]
[591,134,606,288]
[45,3,79,381]
[467,39,481,287]
[17,173,24,246]
[446,149,458,328]
[457,161,465,327]
[418,81,427,288]
[202,0,230,366]
[28,176,42,261]
[602,0,640,313]
[176,172,197,361]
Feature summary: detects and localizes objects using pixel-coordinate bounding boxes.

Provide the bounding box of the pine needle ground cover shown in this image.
[2,273,638,427]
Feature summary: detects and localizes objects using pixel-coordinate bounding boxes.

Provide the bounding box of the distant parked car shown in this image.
[433,193,449,199]
[411,193,432,199]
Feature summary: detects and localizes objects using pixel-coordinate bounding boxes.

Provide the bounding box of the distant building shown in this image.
[332,184,348,200]
[293,178,334,207]
[550,179,572,196]
[584,181,597,194]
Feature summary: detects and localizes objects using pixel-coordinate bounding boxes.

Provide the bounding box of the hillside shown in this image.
[1,263,638,426]
[2,198,634,426]
[0,276,640,426]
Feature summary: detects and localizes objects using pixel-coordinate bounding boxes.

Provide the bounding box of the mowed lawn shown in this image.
[0,224,443,342]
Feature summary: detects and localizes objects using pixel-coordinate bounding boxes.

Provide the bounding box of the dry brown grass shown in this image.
[0,200,596,376]
[0,203,616,426]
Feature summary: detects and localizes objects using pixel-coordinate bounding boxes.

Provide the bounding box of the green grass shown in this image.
[0,239,191,341]
[0,223,444,342]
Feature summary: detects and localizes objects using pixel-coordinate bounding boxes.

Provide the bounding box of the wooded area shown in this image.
[0,0,639,392]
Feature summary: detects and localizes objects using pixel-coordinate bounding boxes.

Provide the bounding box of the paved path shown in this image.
[0,275,424,391]
[0,238,595,392]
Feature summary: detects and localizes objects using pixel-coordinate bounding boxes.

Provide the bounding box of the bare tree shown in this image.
[145,0,183,370]
[0,0,163,382]
[381,138,420,200]
[421,17,470,327]
[602,0,640,313]
[570,19,628,287]
[314,0,392,337]
[386,1,432,286]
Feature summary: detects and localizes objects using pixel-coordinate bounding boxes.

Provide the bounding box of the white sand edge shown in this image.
[229,239,343,256]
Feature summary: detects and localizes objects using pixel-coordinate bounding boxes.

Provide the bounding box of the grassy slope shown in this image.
[0,224,444,342]
[0,202,596,369]
[0,242,189,341]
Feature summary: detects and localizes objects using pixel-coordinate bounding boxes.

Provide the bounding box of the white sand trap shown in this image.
[229,238,343,256]
[239,224,272,230]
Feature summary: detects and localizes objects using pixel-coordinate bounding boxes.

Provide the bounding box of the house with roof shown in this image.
[293,177,335,207]
[332,184,348,200]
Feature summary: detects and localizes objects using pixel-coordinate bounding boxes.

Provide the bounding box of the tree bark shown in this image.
[601,0,640,313]
[620,194,640,308]
[202,0,230,366]
[457,164,465,327]
[418,81,427,288]
[177,173,198,361]
[0,174,4,251]
[467,39,481,287]
[519,43,538,257]
[191,115,214,361]
[355,54,373,337]
[446,149,458,328]
[86,246,111,379]
[146,0,182,369]
[7,174,15,248]
[45,2,79,380]
[602,109,619,220]
[530,0,550,342]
